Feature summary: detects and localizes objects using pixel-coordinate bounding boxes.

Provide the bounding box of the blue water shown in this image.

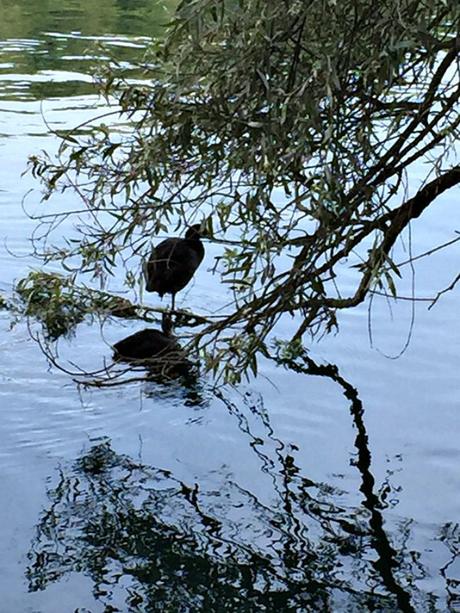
[0,3,459,611]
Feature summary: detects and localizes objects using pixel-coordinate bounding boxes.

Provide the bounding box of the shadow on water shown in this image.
[26,357,460,612]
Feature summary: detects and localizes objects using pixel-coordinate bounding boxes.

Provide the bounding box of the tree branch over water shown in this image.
[26,0,460,381]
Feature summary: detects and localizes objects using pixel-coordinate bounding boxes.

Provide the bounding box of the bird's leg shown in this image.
[170,294,176,332]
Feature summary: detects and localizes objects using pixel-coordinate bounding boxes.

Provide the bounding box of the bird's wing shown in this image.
[145,239,185,289]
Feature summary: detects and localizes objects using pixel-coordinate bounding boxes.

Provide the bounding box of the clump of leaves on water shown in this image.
[16,271,139,339]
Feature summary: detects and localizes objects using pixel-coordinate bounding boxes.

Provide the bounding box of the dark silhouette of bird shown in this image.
[144,224,205,311]
[113,313,204,399]
[113,313,178,363]
[112,313,193,380]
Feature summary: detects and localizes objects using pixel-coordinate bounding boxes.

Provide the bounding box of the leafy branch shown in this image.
[24,0,460,381]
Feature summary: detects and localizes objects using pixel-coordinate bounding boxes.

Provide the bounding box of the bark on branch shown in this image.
[326,165,460,309]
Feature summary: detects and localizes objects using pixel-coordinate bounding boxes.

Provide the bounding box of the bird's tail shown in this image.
[143,259,155,292]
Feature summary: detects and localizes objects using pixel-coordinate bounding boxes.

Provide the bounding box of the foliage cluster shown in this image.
[16,271,139,339]
[28,0,460,380]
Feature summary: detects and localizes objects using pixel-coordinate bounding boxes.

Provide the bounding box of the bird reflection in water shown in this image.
[112,312,203,405]
[114,312,181,364]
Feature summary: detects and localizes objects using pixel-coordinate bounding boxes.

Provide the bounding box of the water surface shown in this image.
[0,2,459,611]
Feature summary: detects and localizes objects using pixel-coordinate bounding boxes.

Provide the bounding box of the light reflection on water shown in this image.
[0,2,459,611]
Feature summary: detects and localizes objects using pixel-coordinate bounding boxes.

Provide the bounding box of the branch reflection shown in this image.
[27,358,456,611]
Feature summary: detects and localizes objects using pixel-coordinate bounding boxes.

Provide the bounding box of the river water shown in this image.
[0,2,459,611]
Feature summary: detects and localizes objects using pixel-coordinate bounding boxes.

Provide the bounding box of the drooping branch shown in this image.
[326,165,460,309]
[22,0,460,381]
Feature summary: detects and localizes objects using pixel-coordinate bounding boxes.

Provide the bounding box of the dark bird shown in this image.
[113,313,178,363]
[112,315,203,401]
[112,313,193,381]
[144,223,205,311]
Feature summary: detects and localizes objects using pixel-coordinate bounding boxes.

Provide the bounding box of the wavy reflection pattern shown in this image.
[27,360,459,612]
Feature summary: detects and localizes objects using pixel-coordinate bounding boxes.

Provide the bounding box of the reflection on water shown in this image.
[0,0,172,102]
[0,0,459,611]
[27,364,459,611]
[112,325,205,405]
[0,0,173,40]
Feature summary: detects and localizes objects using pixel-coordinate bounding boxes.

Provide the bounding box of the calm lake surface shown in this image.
[0,2,459,611]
